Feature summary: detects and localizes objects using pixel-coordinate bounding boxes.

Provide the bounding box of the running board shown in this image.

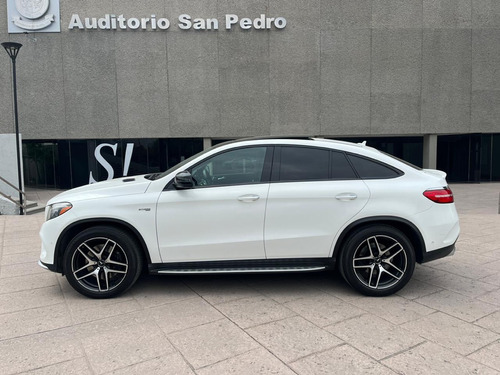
[155,266,326,275]
[149,258,334,275]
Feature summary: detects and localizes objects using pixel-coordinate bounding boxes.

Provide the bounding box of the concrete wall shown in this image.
[0,0,499,140]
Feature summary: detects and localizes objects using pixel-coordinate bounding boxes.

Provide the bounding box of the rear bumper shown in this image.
[420,242,456,263]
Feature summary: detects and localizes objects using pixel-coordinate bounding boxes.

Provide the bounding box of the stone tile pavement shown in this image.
[0,183,499,374]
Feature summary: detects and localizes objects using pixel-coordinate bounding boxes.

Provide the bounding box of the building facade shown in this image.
[1,0,499,188]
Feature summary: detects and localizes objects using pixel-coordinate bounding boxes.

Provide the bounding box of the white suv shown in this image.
[39,138,460,298]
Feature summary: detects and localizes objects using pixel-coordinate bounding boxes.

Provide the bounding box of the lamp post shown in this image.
[2,42,23,215]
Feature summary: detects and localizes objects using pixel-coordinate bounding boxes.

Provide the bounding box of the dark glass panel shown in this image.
[166,138,204,170]
[347,154,401,179]
[279,146,330,181]
[70,140,90,187]
[492,134,500,181]
[23,141,57,189]
[58,141,72,189]
[469,134,481,182]
[480,134,492,181]
[191,147,267,186]
[437,135,470,182]
[330,151,357,180]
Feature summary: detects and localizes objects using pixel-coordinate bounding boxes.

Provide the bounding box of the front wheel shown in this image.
[339,225,415,297]
[63,226,143,298]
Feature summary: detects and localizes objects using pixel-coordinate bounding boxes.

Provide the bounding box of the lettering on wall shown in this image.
[89,143,134,184]
[6,3,287,34]
[68,14,286,31]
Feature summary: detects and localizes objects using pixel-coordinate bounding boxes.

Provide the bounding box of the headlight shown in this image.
[46,202,73,221]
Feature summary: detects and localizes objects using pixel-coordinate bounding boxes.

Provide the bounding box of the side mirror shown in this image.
[174,171,194,190]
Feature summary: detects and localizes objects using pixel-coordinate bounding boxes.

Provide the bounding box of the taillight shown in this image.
[423,187,454,204]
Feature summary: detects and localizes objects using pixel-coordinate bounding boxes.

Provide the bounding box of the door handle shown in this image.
[238,194,260,202]
[335,193,357,201]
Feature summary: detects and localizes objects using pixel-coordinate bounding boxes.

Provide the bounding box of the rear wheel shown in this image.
[63,226,142,298]
[339,225,415,296]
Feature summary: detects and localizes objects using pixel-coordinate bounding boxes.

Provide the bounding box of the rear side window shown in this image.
[279,147,330,181]
[331,151,357,180]
[347,154,402,179]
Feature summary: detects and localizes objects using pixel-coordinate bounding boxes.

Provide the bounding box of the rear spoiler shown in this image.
[423,169,447,179]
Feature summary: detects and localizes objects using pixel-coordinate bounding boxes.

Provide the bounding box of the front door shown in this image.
[156,146,271,262]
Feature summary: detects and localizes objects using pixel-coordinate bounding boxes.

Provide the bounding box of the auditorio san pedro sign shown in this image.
[69,14,286,31]
[7,0,286,33]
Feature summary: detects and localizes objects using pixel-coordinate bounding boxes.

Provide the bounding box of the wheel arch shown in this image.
[333,216,426,264]
[54,218,152,274]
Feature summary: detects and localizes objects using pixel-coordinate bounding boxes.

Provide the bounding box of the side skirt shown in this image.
[148,258,335,275]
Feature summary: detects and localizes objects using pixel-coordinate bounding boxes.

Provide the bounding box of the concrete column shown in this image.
[203,138,212,150]
[423,134,438,169]
[0,134,24,215]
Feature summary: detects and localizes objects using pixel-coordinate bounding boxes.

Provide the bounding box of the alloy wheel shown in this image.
[71,237,129,292]
[352,235,408,290]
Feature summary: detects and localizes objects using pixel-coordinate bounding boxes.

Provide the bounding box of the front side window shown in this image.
[191,147,267,187]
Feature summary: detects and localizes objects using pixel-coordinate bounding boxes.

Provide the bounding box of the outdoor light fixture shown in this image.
[2,42,24,215]
[2,42,22,60]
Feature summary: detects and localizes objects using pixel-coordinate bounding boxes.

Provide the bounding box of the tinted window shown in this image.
[279,147,329,181]
[347,154,401,179]
[191,147,267,187]
[331,151,357,179]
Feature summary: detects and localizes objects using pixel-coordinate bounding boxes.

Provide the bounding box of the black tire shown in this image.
[63,226,143,299]
[339,225,415,297]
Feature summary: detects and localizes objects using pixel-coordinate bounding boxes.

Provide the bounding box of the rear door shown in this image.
[264,146,370,258]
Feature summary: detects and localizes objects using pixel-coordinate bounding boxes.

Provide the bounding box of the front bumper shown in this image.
[38,260,57,272]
